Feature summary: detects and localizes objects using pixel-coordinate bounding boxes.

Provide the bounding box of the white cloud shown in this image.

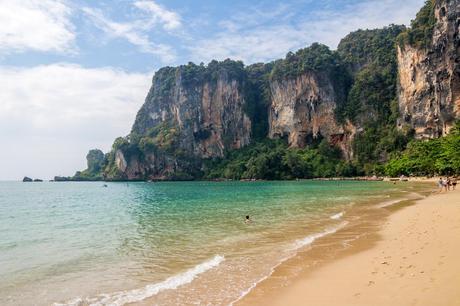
[190,25,305,64]
[300,0,426,48]
[0,0,75,54]
[189,0,425,64]
[134,0,182,30]
[82,1,181,63]
[0,64,151,180]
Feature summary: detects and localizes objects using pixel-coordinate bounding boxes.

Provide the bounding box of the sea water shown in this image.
[0,180,428,305]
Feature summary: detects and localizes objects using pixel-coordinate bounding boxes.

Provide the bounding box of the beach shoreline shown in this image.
[237,184,460,306]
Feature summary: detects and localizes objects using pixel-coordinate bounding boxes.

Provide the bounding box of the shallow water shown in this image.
[0,180,429,305]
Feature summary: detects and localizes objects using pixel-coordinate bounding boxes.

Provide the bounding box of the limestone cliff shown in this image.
[397,0,460,138]
[267,43,353,158]
[268,72,354,157]
[132,64,251,157]
[109,60,252,180]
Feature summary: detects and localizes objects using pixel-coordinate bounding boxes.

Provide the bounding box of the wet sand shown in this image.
[238,188,460,306]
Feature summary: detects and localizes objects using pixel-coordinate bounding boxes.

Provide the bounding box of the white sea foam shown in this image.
[292,221,349,250]
[54,255,224,306]
[377,198,404,208]
[330,211,344,220]
[230,222,349,306]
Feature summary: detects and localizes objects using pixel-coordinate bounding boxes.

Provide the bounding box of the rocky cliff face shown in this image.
[397,0,460,138]
[268,72,354,158]
[112,61,252,180]
[133,65,251,157]
[269,73,343,146]
[266,43,354,158]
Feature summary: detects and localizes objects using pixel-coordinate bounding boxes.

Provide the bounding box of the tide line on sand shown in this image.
[292,221,349,250]
[230,221,349,306]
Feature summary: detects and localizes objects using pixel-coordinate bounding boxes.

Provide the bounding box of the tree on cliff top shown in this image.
[270,43,343,80]
[396,0,436,50]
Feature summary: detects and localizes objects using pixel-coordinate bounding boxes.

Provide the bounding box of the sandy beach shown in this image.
[238,187,460,306]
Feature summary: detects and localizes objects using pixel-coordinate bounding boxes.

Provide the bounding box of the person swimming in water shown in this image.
[245,215,252,224]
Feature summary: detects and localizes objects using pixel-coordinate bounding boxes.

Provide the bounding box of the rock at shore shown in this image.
[22,176,33,182]
[53,176,72,182]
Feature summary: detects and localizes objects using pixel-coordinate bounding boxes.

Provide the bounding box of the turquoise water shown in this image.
[0,181,425,305]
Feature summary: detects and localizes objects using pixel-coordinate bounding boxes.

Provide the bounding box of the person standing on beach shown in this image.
[438,178,444,193]
[452,177,457,190]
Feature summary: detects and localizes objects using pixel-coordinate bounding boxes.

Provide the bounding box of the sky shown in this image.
[0,0,425,180]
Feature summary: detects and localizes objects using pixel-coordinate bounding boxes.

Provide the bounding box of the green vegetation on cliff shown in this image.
[270,43,351,106]
[396,0,436,50]
[385,122,460,176]
[205,119,460,179]
[180,59,247,86]
[335,25,414,173]
[352,124,412,174]
[72,149,105,181]
[338,25,406,70]
[204,139,357,180]
[270,43,341,80]
[244,63,273,139]
[336,25,405,125]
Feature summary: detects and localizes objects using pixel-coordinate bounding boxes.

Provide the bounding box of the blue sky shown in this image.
[0,0,424,180]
